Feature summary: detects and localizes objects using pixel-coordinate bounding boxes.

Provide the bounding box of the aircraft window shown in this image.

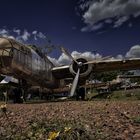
[42,60,45,70]
[21,46,24,51]
[13,49,19,62]
[26,50,28,54]
[24,54,27,66]
[18,51,21,61]
[24,54,31,69]
[48,64,51,70]
[26,55,31,69]
[0,49,11,56]
[9,48,13,57]
[30,45,44,58]
[20,52,25,64]
[17,50,20,62]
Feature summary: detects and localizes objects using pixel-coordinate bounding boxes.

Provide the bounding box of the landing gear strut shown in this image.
[76,87,85,101]
[13,79,27,103]
[13,87,23,103]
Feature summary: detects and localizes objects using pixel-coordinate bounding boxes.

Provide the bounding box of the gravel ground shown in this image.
[0,101,140,140]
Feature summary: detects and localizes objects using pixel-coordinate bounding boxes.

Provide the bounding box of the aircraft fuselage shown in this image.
[0,37,59,88]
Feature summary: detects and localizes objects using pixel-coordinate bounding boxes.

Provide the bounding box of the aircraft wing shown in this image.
[52,65,72,79]
[52,58,140,79]
[90,58,140,72]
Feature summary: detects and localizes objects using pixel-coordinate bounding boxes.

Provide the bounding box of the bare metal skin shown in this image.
[1,37,140,96]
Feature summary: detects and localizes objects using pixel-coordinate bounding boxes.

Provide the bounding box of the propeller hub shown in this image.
[72,58,88,74]
[78,62,83,67]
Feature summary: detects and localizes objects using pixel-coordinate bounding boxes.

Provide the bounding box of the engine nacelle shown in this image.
[69,57,92,78]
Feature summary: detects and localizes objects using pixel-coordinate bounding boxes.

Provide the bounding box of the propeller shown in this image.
[60,47,79,65]
[60,47,83,97]
[69,68,80,97]
[60,46,111,97]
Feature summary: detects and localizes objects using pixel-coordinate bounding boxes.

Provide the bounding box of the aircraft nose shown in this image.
[0,37,12,58]
[0,37,11,49]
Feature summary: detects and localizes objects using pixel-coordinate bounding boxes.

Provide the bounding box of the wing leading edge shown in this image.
[51,58,140,79]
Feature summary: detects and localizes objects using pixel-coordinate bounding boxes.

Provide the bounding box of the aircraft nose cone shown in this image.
[0,37,11,49]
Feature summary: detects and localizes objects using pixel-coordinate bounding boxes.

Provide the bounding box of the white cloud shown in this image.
[48,44,140,66]
[48,50,102,66]
[32,30,38,40]
[113,16,129,28]
[0,27,47,43]
[81,26,90,32]
[81,22,103,32]
[13,29,21,35]
[32,30,37,34]
[80,0,140,31]
[126,45,140,58]
[47,56,60,66]
[79,0,93,10]
[0,29,9,34]
[58,53,71,65]
[37,32,46,39]
[21,30,30,41]
[72,51,101,60]
[48,53,71,66]
[0,29,15,39]
[116,54,124,59]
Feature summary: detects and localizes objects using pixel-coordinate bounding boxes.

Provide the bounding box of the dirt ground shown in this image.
[0,100,140,140]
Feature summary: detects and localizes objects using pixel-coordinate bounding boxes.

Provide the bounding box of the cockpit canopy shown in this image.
[0,37,12,56]
[0,37,31,57]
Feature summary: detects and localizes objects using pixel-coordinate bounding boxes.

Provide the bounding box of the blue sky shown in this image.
[0,0,140,62]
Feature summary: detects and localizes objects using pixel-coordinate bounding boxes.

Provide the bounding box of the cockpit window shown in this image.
[0,48,11,56]
[28,45,44,58]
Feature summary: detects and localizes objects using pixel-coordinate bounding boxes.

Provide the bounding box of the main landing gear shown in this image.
[13,79,27,103]
[76,87,86,101]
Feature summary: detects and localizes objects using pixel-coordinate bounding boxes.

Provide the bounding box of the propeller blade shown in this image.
[60,47,78,64]
[101,55,112,60]
[84,55,111,65]
[69,68,80,97]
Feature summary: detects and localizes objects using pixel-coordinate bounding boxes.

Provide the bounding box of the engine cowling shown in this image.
[69,57,92,78]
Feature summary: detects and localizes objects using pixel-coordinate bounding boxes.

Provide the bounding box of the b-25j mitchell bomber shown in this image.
[0,37,140,100]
